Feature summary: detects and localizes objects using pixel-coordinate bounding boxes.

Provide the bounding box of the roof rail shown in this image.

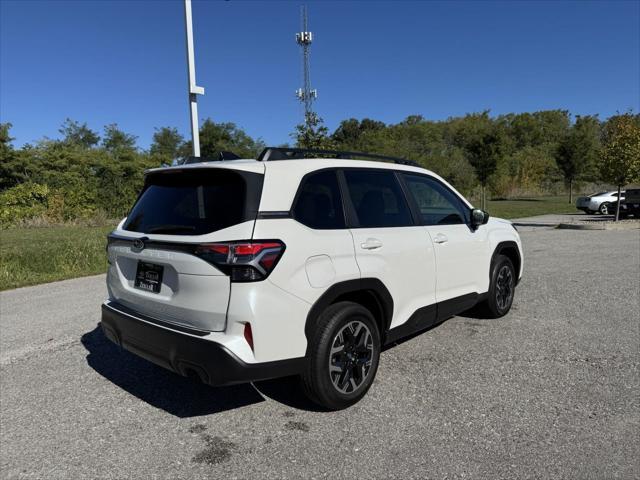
[257,147,420,167]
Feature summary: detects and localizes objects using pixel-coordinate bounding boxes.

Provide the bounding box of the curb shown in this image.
[557,222,640,231]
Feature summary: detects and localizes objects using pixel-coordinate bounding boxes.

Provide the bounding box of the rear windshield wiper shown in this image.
[147,225,197,234]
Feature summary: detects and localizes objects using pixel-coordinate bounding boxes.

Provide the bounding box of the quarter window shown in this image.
[402,174,469,226]
[343,170,413,228]
[293,170,345,229]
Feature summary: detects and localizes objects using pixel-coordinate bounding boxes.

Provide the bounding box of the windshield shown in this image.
[123,169,262,235]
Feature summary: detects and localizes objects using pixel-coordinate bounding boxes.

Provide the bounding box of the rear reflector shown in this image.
[195,240,285,282]
[244,323,254,351]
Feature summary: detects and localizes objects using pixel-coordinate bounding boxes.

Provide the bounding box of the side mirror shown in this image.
[471,208,489,229]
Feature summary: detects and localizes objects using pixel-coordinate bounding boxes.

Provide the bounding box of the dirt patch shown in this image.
[188,424,207,434]
[192,435,237,465]
[284,421,310,432]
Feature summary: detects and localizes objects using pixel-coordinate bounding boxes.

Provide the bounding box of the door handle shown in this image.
[433,233,448,244]
[360,238,383,250]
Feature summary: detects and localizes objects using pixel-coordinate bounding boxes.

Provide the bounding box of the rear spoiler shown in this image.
[181,151,241,164]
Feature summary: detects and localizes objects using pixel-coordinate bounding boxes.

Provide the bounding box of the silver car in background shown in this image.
[576,191,625,215]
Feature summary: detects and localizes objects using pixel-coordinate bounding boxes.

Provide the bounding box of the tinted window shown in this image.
[344,170,413,228]
[402,174,469,225]
[293,170,345,229]
[124,169,259,235]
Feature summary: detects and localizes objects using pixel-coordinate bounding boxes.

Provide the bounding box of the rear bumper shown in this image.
[100,302,305,386]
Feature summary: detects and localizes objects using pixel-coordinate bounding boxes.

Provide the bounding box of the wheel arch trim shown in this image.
[304,278,394,342]
[491,240,522,284]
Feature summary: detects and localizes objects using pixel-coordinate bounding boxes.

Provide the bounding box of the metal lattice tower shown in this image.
[295,5,317,125]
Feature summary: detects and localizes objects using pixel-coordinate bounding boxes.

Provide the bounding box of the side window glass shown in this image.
[293,170,345,229]
[402,174,469,226]
[344,170,413,228]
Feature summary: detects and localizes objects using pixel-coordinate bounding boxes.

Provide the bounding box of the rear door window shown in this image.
[293,170,345,229]
[343,170,413,228]
[124,169,262,235]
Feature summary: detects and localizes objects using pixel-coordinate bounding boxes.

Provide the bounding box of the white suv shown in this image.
[102,148,523,410]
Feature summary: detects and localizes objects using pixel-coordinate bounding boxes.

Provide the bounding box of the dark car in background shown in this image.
[607,189,640,219]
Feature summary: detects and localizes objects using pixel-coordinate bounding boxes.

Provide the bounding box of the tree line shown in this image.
[1,110,638,226]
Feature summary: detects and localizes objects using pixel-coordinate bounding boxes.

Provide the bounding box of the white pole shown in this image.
[184,0,204,157]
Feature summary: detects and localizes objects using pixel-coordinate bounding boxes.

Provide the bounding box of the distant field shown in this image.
[485,195,575,219]
[0,196,576,290]
[0,225,112,291]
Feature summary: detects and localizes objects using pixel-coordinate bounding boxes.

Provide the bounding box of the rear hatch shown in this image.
[106,164,264,332]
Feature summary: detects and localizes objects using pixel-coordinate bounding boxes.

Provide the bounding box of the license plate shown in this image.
[134,261,164,293]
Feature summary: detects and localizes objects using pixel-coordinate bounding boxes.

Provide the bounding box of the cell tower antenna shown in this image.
[295,5,317,125]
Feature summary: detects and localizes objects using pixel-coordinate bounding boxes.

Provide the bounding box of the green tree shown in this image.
[600,113,640,220]
[0,123,18,190]
[1,122,14,152]
[293,113,335,150]
[102,124,138,154]
[190,118,264,159]
[150,127,185,162]
[555,115,601,203]
[59,118,100,148]
[332,118,385,149]
[464,131,502,209]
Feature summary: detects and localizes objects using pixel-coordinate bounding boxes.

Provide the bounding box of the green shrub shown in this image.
[0,183,50,227]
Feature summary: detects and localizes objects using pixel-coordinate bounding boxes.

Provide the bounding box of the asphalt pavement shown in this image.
[1,225,639,479]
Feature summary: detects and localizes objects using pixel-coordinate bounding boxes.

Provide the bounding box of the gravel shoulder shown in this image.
[1,227,639,479]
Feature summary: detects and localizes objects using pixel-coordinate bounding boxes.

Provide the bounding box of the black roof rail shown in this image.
[257,147,420,168]
[181,151,242,164]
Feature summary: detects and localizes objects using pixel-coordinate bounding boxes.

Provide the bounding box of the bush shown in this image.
[0,183,50,227]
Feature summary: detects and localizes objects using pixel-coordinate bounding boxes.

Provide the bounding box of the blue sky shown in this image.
[1,0,639,149]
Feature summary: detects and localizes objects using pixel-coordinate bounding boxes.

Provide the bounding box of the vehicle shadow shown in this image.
[81,325,323,416]
[456,303,496,320]
[81,325,264,417]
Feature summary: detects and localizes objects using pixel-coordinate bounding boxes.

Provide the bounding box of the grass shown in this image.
[485,195,576,219]
[0,225,113,291]
[0,195,576,291]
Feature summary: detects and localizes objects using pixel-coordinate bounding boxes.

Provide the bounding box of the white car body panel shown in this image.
[349,226,437,330]
[425,223,491,302]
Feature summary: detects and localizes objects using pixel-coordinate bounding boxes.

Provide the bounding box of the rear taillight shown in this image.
[195,241,285,282]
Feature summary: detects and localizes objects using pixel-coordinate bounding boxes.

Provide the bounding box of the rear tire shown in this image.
[484,255,516,318]
[599,203,609,215]
[301,301,381,410]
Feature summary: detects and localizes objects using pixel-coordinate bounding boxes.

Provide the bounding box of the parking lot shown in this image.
[1,223,638,479]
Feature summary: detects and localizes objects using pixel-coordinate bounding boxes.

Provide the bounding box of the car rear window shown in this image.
[123,169,263,235]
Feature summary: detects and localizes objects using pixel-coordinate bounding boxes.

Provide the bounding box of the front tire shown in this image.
[301,301,381,410]
[484,255,516,318]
